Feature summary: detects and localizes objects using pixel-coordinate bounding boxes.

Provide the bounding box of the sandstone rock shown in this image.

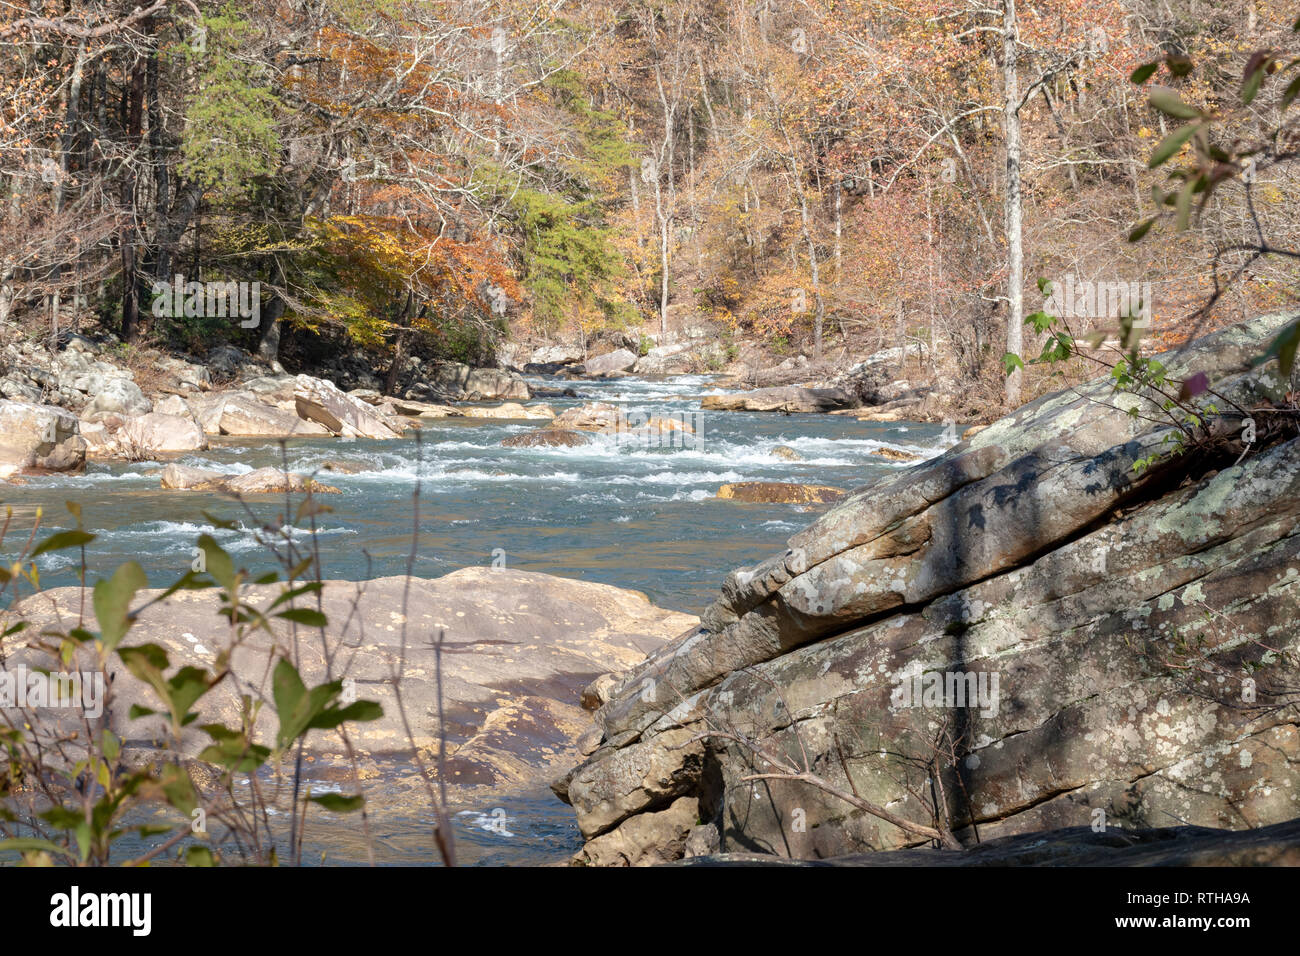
[464,367,531,401]
[701,386,855,413]
[550,402,624,432]
[218,395,332,437]
[529,344,585,366]
[716,482,846,504]
[119,412,208,456]
[240,375,299,410]
[223,467,341,495]
[462,402,555,420]
[84,378,151,417]
[573,797,700,866]
[501,429,593,448]
[771,445,803,461]
[8,569,696,804]
[633,343,697,376]
[580,348,637,377]
[153,394,195,419]
[559,312,1300,864]
[870,446,921,462]
[374,397,461,418]
[78,421,122,459]
[293,375,401,439]
[0,401,86,477]
[159,463,228,490]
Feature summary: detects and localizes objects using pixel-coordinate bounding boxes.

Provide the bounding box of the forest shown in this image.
[2,0,1296,410]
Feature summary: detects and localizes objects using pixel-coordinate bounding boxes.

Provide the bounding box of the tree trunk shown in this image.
[119,53,146,342]
[1002,0,1024,408]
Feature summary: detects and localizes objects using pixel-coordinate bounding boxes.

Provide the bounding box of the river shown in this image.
[3,373,946,864]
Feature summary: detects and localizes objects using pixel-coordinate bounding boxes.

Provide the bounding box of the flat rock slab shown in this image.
[7,568,696,809]
[702,386,855,413]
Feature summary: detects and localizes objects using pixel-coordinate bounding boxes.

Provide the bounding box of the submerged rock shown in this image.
[501,429,593,448]
[716,482,846,504]
[159,463,340,494]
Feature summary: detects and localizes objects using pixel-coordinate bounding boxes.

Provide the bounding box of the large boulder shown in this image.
[215,394,332,437]
[83,377,151,417]
[701,385,855,413]
[501,429,594,448]
[119,412,208,455]
[557,313,1300,863]
[550,402,625,432]
[464,367,531,400]
[293,375,402,439]
[580,348,637,377]
[530,344,585,366]
[0,401,86,476]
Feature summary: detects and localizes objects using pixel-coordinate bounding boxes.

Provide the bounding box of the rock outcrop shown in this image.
[556,313,1300,864]
[0,401,86,477]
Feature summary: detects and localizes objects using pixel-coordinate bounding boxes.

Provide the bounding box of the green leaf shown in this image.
[93,561,148,652]
[1001,352,1025,376]
[1283,74,1300,110]
[31,529,95,559]
[1174,178,1195,230]
[1130,62,1159,84]
[1128,216,1157,242]
[1242,51,1273,105]
[275,607,328,628]
[185,846,217,867]
[0,838,76,860]
[309,699,383,730]
[1259,319,1300,376]
[1149,87,1201,119]
[309,792,365,813]
[1148,122,1200,168]
[196,534,236,592]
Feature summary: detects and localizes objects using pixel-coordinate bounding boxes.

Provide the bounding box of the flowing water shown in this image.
[2,373,947,864]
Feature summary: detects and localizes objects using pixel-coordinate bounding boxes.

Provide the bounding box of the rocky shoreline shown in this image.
[0,326,965,484]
